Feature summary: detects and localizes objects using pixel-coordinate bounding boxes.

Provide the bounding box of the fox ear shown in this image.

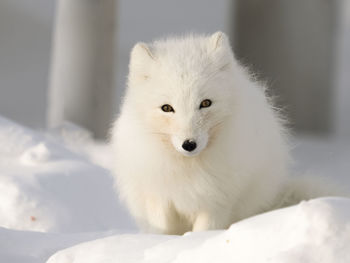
[208,32,234,70]
[130,42,155,65]
[208,31,229,52]
[129,42,155,80]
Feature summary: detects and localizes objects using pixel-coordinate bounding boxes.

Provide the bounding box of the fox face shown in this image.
[126,32,234,157]
[157,95,214,157]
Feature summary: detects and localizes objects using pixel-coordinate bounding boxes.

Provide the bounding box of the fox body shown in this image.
[111,32,334,234]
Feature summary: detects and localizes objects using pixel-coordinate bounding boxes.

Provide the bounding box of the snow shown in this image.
[0,116,136,233]
[0,227,123,263]
[47,198,350,263]
[291,135,350,186]
[173,198,350,263]
[0,115,349,263]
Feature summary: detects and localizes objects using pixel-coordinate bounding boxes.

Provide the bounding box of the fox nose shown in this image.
[182,140,197,152]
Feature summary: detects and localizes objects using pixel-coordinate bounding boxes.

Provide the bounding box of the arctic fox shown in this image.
[111,32,339,235]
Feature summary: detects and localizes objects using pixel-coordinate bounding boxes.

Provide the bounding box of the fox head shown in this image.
[125,32,236,157]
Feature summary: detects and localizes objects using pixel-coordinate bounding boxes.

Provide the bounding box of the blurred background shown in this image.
[0,1,349,141]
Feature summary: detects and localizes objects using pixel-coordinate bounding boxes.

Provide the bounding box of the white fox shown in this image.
[111,32,340,234]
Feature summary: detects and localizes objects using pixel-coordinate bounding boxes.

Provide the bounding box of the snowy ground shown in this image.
[48,197,350,263]
[0,115,349,263]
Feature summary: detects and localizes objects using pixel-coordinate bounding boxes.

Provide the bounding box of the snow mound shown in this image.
[48,197,350,263]
[173,197,350,263]
[0,116,135,233]
[0,227,123,263]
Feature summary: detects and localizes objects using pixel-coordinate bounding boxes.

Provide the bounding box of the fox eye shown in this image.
[161,104,174,112]
[199,99,212,109]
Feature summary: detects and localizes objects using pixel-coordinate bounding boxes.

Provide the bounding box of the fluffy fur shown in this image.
[111,32,340,235]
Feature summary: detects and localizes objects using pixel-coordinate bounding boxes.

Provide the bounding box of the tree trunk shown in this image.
[48,0,116,139]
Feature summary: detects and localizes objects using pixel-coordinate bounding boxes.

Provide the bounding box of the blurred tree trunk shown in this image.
[48,0,116,139]
[232,0,336,134]
[334,0,350,138]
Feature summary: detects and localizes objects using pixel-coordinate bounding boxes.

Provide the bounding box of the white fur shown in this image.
[110,32,336,235]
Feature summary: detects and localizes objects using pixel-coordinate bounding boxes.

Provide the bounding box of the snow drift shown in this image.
[47,198,350,263]
[0,116,135,233]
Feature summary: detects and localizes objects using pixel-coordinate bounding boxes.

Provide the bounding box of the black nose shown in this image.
[182,140,197,152]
